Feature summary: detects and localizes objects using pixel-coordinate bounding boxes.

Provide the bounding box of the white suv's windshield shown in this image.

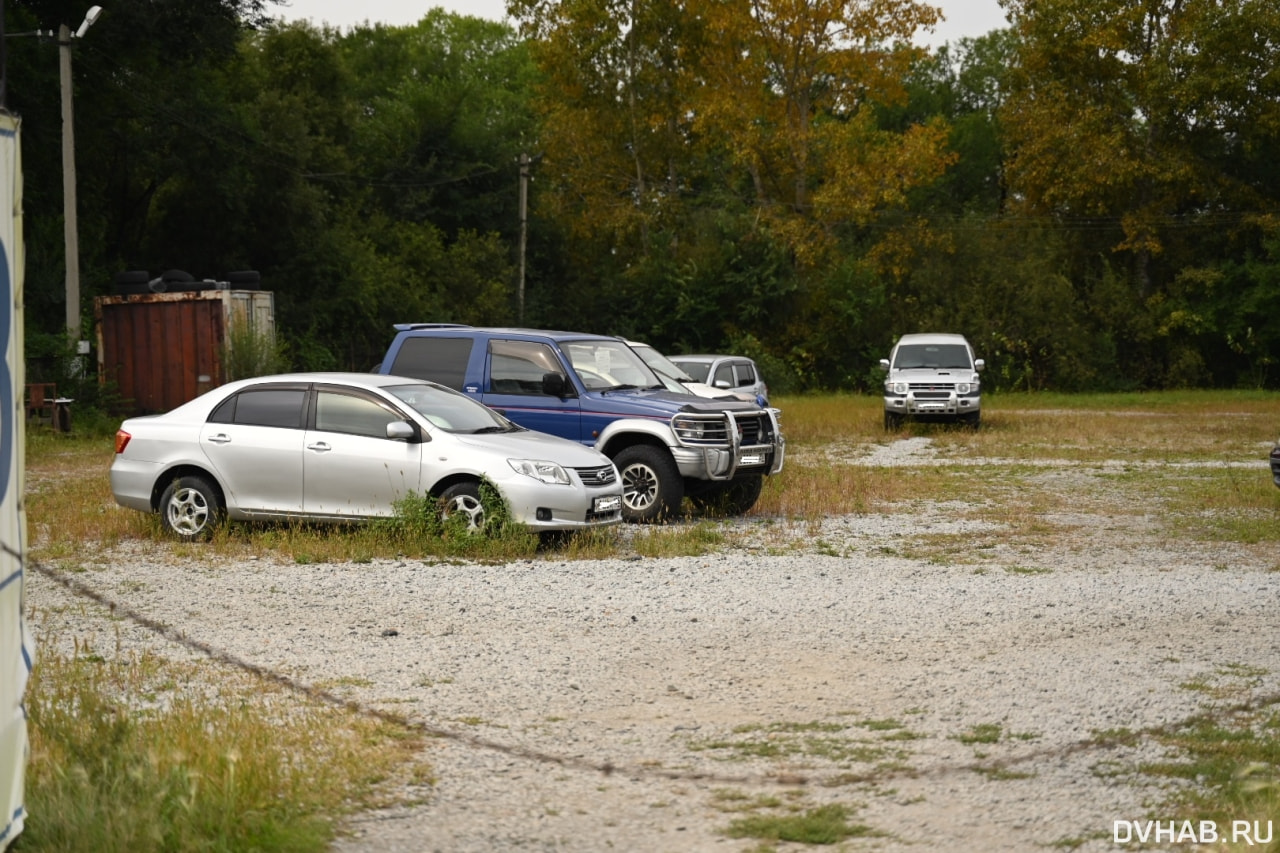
[561,340,662,391]
[893,344,972,370]
[631,343,696,382]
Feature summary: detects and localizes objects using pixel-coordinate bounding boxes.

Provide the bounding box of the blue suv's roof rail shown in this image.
[392,323,474,332]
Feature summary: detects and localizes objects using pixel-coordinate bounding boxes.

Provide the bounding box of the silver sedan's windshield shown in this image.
[385,383,518,433]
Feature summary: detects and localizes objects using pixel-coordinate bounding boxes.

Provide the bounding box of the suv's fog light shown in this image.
[536,507,552,521]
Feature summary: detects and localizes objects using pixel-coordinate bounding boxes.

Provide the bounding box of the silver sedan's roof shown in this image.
[219,372,428,391]
[156,372,440,419]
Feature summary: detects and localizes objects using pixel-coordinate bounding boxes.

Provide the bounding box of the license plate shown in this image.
[593,495,621,513]
[739,454,763,465]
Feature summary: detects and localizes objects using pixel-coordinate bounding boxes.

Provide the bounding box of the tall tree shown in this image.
[1001,0,1280,292]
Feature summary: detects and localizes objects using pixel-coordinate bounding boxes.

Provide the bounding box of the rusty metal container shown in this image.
[94,289,275,414]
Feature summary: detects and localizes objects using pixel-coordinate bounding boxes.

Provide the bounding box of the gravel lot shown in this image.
[25,436,1280,852]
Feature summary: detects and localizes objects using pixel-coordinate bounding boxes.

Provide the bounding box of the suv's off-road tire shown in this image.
[689,475,764,517]
[159,475,222,541]
[614,445,683,523]
[884,411,905,431]
[964,411,981,430]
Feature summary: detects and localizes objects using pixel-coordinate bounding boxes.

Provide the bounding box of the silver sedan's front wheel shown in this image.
[439,482,487,533]
[159,475,222,541]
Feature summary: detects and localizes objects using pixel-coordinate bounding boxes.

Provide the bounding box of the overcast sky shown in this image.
[271,0,1010,47]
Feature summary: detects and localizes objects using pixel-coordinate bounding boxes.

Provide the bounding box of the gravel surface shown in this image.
[25,437,1280,852]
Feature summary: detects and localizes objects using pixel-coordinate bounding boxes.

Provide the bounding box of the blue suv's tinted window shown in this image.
[390,336,473,390]
[489,340,563,395]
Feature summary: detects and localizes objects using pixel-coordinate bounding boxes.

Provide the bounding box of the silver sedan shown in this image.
[110,373,623,540]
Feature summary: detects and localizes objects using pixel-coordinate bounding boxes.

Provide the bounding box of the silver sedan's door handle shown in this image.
[307,442,332,453]
[207,433,231,444]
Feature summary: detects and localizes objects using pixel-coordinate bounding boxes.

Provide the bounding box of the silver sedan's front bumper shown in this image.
[494,469,623,530]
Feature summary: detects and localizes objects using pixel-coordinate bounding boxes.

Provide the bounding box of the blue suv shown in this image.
[376,325,785,522]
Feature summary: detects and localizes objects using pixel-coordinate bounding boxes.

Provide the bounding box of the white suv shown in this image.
[669,354,769,405]
[880,333,984,429]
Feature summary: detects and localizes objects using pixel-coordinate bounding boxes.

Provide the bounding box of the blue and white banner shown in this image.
[0,110,31,852]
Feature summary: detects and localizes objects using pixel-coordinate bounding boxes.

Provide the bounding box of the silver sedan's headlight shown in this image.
[509,459,571,485]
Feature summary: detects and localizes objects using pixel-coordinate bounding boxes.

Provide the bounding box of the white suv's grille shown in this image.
[909,383,956,399]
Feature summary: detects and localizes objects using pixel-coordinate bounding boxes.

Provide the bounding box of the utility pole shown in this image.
[60,22,79,342]
[518,152,530,325]
[57,6,102,347]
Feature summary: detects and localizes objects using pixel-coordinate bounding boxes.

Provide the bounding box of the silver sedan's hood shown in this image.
[450,429,610,466]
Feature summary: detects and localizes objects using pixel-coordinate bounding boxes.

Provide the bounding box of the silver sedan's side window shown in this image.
[211,388,306,428]
[315,391,399,439]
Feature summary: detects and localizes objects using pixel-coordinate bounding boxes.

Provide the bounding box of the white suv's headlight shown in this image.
[956,382,971,394]
[509,459,570,485]
[890,381,908,394]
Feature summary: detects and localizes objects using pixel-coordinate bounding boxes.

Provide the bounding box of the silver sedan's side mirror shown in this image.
[386,421,416,441]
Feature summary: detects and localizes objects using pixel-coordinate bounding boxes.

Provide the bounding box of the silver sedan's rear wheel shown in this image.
[439,482,487,533]
[159,475,221,541]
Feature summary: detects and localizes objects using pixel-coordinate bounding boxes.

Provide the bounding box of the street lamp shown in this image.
[60,5,103,347]
[1,5,102,347]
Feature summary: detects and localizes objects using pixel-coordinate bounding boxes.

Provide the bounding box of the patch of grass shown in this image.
[955,723,1004,745]
[974,764,1036,780]
[858,718,905,731]
[628,520,727,557]
[19,643,428,853]
[1143,709,1280,830]
[688,721,905,765]
[723,803,875,844]
[710,789,785,813]
[1005,565,1053,575]
[733,721,847,735]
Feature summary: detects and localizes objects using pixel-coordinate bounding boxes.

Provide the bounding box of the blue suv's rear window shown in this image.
[390,336,474,390]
